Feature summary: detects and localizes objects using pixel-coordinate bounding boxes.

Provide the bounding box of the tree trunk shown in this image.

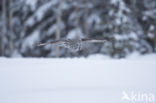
[84,0,89,37]
[75,4,80,38]
[0,0,6,56]
[55,0,62,58]
[9,0,14,57]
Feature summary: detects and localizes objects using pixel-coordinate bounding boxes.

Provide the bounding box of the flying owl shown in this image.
[35,38,106,51]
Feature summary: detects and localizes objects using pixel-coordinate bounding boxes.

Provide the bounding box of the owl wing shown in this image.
[35,39,67,47]
[81,38,106,43]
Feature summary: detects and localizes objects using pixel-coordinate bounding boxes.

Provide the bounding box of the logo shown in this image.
[122,91,155,102]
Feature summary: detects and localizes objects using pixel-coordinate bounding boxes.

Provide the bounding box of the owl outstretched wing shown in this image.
[34,38,106,51]
[81,38,107,43]
[34,39,81,51]
[35,40,66,47]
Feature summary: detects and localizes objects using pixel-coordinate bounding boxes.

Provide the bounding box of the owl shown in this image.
[35,38,106,51]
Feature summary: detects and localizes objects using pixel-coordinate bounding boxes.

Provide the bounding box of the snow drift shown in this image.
[0,54,156,103]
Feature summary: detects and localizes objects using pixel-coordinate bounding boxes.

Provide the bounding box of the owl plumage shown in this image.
[35,38,106,51]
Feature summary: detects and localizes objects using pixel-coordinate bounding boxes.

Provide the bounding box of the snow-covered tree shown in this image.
[0,0,155,58]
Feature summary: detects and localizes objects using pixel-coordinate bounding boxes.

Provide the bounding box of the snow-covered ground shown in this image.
[0,53,156,103]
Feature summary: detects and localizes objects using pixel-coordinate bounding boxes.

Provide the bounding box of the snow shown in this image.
[0,54,156,103]
[110,0,130,25]
[47,24,57,36]
[47,22,65,36]
[25,0,38,10]
[149,25,155,31]
[66,28,84,39]
[114,32,138,40]
[34,2,53,21]
[144,9,156,19]
[22,30,40,51]
[26,0,58,26]
[25,16,35,26]
[88,14,101,25]
[148,33,155,38]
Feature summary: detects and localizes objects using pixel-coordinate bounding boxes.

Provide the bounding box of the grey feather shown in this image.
[35,38,106,51]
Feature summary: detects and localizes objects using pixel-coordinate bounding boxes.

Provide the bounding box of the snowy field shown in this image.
[0,53,156,103]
